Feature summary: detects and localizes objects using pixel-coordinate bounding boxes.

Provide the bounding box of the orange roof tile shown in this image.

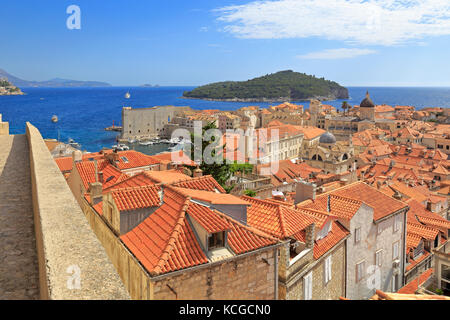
[407,223,439,241]
[173,187,249,206]
[111,185,161,211]
[172,175,226,193]
[121,189,208,275]
[243,196,315,240]
[314,221,349,259]
[121,188,279,276]
[300,182,408,221]
[187,203,232,233]
[144,170,192,184]
[399,268,434,294]
[298,194,364,220]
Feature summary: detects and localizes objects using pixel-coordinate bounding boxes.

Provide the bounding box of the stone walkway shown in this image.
[0,134,39,299]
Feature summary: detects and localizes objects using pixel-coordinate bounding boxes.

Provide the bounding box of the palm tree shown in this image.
[341,101,349,115]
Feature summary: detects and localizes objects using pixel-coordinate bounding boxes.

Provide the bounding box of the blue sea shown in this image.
[1,86,449,153]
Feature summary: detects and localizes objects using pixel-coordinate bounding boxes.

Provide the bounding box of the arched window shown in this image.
[312,154,323,161]
[342,154,349,161]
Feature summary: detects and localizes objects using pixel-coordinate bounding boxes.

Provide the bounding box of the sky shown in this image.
[1,0,450,87]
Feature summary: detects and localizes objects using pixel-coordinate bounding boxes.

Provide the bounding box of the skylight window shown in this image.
[121,156,129,163]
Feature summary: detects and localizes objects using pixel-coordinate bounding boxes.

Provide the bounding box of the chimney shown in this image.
[94,159,99,183]
[89,182,103,205]
[98,172,104,184]
[72,150,82,163]
[393,191,402,200]
[305,223,315,249]
[295,181,316,205]
[193,166,203,178]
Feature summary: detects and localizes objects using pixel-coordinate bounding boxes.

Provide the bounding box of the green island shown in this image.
[183,70,349,102]
[0,78,24,96]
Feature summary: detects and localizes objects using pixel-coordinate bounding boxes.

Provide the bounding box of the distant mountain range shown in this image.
[0,69,111,88]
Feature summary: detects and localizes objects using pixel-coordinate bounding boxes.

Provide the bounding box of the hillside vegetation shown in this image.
[183,70,348,101]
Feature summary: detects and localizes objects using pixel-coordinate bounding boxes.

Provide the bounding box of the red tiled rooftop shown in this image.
[173,187,249,206]
[172,175,226,193]
[243,196,315,240]
[187,202,231,233]
[314,222,349,259]
[111,185,161,211]
[121,188,279,276]
[303,182,408,221]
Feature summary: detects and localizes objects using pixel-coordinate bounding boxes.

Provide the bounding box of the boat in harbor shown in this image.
[139,141,154,146]
[112,144,129,151]
[125,91,131,99]
[68,138,81,148]
[51,115,58,123]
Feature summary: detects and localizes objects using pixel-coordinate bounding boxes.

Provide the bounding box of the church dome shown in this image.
[319,132,337,144]
[360,91,375,108]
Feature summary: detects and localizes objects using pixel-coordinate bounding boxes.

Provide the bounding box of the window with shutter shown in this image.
[394,214,400,232]
[356,261,365,282]
[375,250,383,267]
[324,256,332,284]
[393,241,399,260]
[304,272,312,300]
[355,227,361,243]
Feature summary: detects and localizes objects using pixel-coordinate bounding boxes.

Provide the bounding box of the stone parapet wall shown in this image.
[26,122,129,300]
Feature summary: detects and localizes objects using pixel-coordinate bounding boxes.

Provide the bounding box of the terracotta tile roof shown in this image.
[332,182,408,221]
[101,164,128,189]
[113,150,160,170]
[313,221,349,259]
[111,185,161,211]
[75,159,109,189]
[297,126,326,140]
[173,187,249,205]
[151,151,196,166]
[103,171,156,192]
[55,157,74,172]
[172,175,226,193]
[416,215,450,230]
[371,289,450,300]
[187,202,231,233]
[406,251,430,272]
[407,199,450,230]
[298,193,365,220]
[389,182,428,203]
[398,269,434,294]
[121,188,279,276]
[407,223,439,241]
[243,196,315,240]
[143,170,192,184]
[406,233,422,250]
[121,189,208,275]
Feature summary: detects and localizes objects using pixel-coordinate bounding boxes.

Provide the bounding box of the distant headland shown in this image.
[182,70,349,102]
[0,68,111,88]
[0,78,24,95]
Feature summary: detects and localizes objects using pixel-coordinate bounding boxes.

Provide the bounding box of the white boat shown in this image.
[139,141,154,146]
[68,138,80,148]
[160,139,170,144]
[128,139,136,144]
[125,92,131,99]
[51,115,58,123]
[112,144,129,151]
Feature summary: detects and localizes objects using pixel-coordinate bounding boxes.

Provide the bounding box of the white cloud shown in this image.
[298,48,376,59]
[215,0,450,46]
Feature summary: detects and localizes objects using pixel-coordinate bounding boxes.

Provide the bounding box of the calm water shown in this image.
[0,86,449,152]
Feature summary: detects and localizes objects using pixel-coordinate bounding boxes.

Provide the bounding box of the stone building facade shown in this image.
[121,106,192,140]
